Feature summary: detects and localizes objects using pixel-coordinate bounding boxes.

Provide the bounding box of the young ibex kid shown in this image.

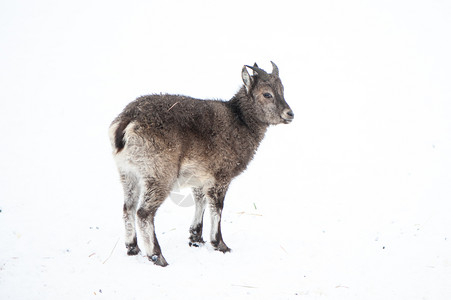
[109,62,294,266]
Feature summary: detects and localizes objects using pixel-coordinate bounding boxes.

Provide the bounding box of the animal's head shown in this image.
[242,61,294,125]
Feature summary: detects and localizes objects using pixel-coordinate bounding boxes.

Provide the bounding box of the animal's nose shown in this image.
[282,108,294,120]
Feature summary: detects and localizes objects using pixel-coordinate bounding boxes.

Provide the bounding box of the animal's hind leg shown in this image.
[189,187,206,247]
[136,177,170,267]
[120,172,141,255]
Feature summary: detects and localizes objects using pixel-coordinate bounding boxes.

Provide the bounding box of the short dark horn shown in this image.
[250,63,259,76]
[245,65,270,81]
[271,61,279,76]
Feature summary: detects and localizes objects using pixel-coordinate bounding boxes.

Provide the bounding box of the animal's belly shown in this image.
[175,162,213,189]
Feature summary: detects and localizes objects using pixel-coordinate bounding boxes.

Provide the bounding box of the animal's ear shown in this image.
[242,66,253,93]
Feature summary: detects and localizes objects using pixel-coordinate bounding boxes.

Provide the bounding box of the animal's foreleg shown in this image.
[189,187,206,247]
[207,184,231,253]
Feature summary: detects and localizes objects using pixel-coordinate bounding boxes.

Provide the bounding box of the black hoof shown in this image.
[211,240,231,253]
[189,240,205,247]
[218,245,232,253]
[189,225,205,247]
[149,254,169,267]
[189,234,205,248]
[126,244,140,256]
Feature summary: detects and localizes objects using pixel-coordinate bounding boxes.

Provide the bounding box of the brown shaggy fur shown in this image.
[109,62,293,266]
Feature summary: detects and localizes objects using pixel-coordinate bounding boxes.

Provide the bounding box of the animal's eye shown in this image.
[263,93,273,99]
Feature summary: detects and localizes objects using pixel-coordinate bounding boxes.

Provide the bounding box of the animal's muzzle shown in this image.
[281,108,294,123]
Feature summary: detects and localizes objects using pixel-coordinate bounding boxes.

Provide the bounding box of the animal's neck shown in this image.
[228,86,268,143]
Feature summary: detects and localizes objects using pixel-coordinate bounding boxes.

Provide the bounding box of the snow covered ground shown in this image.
[1,0,451,299]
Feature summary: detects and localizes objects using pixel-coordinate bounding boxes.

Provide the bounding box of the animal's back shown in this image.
[110,94,228,153]
[119,94,230,133]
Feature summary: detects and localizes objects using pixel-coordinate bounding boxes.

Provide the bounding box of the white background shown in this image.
[1,0,450,299]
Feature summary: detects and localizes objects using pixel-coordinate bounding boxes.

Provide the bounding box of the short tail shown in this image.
[110,119,130,153]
